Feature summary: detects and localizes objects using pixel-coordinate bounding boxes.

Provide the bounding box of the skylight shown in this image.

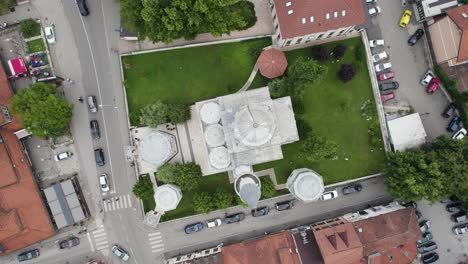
[302,17,306,24]
[334,11,338,18]
[342,10,346,17]
[326,13,330,19]
[286,1,292,7]
[310,16,314,23]
[288,9,294,15]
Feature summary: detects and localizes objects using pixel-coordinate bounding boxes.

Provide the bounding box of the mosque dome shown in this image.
[233,105,276,147]
[200,102,221,124]
[209,146,231,169]
[204,124,225,148]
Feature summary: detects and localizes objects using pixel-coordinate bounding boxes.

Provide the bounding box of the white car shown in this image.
[111,245,130,261]
[99,173,110,192]
[372,51,388,63]
[206,218,222,228]
[54,151,72,161]
[369,39,385,48]
[369,6,382,16]
[452,128,467,140]
[320,190,338,201]
[366,0,378,3]
[375,62,392,72]
[420,69,434,86]
[44,26,55,44]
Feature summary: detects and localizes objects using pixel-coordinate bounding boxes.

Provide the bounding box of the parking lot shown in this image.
[365,0,451,140]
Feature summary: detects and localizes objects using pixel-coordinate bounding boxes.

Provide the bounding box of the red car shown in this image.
[426,77,440,94]
[378,71,395,81]
[381,92,395,102]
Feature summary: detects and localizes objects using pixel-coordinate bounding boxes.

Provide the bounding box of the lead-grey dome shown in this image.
[204,124,225,148]
[154,184,182,211]
[200,102,221,124]
[209,146,231,169]
[287,168,324,202]
[140,131,177,167]
[233,105,276,147]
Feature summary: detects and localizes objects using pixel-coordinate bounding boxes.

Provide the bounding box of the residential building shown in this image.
[0,63,55,255]
[269,0,367,48]
[413,0,459,23]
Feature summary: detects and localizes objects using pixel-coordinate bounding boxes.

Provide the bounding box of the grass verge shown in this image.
[27,39,46,53]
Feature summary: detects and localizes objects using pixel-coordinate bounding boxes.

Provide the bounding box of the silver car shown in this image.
[111,245,130,261]
[420,69,434,86]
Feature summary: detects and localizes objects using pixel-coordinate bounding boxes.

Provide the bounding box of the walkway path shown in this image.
[238,63,259,93]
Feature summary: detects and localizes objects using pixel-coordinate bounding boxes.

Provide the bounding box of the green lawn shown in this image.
[27,39,46,53]
[0,0,15,15]
[122,38,272,125]
[254,37,385,184]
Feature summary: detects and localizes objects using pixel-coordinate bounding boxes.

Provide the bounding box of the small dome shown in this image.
[287,168,324,202]
[204,124,225,148]
[209,146,231,169]
[200,102,221,124]
[233,105,275,147]
[154,184,182,211]
[140,132,176,167]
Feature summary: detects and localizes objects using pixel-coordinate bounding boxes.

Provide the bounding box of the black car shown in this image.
[441,195,459,203]
[421,252,439,264]
[408,29,424,46]
[275,200,294,211]
[401,201,417,209]
[451,211,468,223]
[447,116,462,132]
[417,241,437,253]
[76,0,89,16]
[90,120,100,139]
[252,206,270,217]
[415,210,422,220]
[442,103,456,118]
[342,183,362,195]
[94,148,105,166]
[446,202,464,213]
[224,213,245,224]
[379,81,399,91]
[18,249,40,262]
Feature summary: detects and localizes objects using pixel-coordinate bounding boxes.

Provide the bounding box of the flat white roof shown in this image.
[387,113,427,152]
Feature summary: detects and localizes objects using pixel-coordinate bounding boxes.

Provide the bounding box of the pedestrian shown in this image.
[66,78,70,82]
[78,97,83,103]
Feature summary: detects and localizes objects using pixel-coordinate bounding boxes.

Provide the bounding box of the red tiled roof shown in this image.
[447,5,468,62]
[257,48,288,79]
[222,231,301,264]
[273,0,366,39]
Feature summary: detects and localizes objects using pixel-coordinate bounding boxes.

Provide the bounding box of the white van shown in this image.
[87,96,97,113]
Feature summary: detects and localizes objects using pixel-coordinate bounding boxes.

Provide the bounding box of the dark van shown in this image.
[94,148,105,166]
[76,0,89,16]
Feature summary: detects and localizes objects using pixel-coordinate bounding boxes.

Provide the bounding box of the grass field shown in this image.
[253,37,385,184]
[27,39,46,53]
[122,38,272,125]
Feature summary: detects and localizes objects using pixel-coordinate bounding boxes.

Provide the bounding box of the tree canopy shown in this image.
[213,188,234,209]
[338,64,356,83]
[121,0,256,43]
[384,136,467,203]
[10,83,73,138]
[140,100,190,127]
[260,177,276,199]
[299,133,338,162]
[132,176,154,200]
[156,163,202,191]
[193,192,214,214]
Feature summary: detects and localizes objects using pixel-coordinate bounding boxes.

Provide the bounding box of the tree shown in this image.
[156,163,202,191]
[260,177,276,199]
[10,83,73,138]
[132,176,154,200]
[333,44,347,59]
[268,77,290,98]
[287,57,328,94]
[140,100,190,127]
[20,19,40,38]
[193,192,215,214]
[120,0,145,39]
[311,45,330,62]
[167,102,191,124]
[338,64,356,83]
[299,133,338,162]
[213,188,234,209]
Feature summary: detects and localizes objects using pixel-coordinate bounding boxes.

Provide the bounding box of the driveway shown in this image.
[365,1,451,141]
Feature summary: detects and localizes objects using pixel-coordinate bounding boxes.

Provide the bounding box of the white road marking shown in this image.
[95,240,108,246]
[123,196,128,208]
[127,194,132,207]
[110,190,116,194]
[87,232,95,252]
[130,248,134,255]
[149,236,162,241]
[148,232,161,237]
[111,200,115,211]
[119,197,124,208]
[93,229,105,235]
[116,199,120,210]
[152,248,164,253]
[94,232,106,238]
[103,201,107,212]
[151,244,164,249]
[148,232,164,254]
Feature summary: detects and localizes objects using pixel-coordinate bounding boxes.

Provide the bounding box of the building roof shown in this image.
[447,5,468,62]
[428,16,462,63]
[287,168,324,202]
[273,0,366,39]
[352,208,421,264]
[257,48,288,79]
[387,113,427,152]
[222,231,301,264]
[313,222,364,264]
[139,131,177,167]
[7,58,27,76]
[154,184,182,212]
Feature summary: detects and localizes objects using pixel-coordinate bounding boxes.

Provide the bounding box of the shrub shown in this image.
[132,176,154,200]
[213,188,234,209]
[20,19,41,38]
[333,44,347,59]
[231,1,257,30]
[311,45,330,62]
[193,192,214,214]
[296,118,313,138]
[156,163,202,191]
[260,177,276,199]
[338,64,356,83]
[434,65,467,124]
[354,45,364,63]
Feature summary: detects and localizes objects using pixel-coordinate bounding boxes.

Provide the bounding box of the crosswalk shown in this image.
[87,227,109,252]
[148,231,165,253]
[103,194,133,212]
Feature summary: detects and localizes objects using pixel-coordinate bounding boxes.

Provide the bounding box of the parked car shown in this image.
[372,51,388,63]
[378,71,394,81]
[399,9,412,27]
[87,95,97,113]
[379,81,399,91]
[54,151,73,161]
[453,128,467,140]
[408,28,424,46]
[453,223,468,235]
[442,103,456,118]
[426,77,440,94]
[417,232,433,245]
[342,184,362,195]
[375,62,392,72]
[369,39,385,48]
[320,190,338,200]
[59,237,80,249]
[421,252,439,264]
[275,200,295,211]
[420,69,434,86]
[94,148,105,166]
[184,222,204,234]
[380,92,395,102]
[366,0,378,3]
[446,202,464,213]
[76,0,89,16]
[44,26,55,44]
[206,218,222,228]
[447,116,462,132]
[111,245,130,261]
[17,249,40,262]
[90,120,100,139]
[451,211,468,223]
[417,241,438,253]
[441,195,459,204]
[224,213,245,224]
[401,201,417,209]
[415,210,422,220]
[369,6,382,16]
[252,206,270,217]
[99,173,110,192]
[419,220,431,232]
